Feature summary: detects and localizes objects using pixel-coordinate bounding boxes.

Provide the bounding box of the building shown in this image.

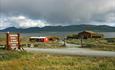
[29,37,49,42]
[78,31,104,39]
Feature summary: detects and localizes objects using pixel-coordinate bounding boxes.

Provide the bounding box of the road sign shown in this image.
[6,33,20,50]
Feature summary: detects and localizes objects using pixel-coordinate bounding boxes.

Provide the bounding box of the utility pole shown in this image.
[80,35,83,48]
[63,37,66,47]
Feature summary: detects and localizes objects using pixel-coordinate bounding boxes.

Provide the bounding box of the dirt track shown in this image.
[24,48,115,57]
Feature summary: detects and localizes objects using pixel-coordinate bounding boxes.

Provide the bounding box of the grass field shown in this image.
[0,50,115,70]
[0,34,115,70]
[66,39,115,51]
[0,32,115,50]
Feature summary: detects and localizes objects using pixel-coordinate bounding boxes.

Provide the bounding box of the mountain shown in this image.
[0,25,115,33]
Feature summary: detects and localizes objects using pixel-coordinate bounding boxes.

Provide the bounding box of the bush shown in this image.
[47,36,60,41]
[105,38,115,43]
[85,44,95,48]
[66,34,78,39]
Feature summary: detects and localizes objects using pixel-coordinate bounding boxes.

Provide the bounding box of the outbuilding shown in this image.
[29,37,49,42]
[78,31,104,39]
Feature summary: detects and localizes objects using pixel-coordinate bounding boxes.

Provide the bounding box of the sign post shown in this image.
[6,32,20,50]
[80,35,83,48]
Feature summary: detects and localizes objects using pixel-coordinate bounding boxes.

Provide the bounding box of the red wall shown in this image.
[44,38,49,42]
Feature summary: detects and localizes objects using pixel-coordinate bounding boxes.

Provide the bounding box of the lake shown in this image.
[20,32,115,38]
[0,32,115,38]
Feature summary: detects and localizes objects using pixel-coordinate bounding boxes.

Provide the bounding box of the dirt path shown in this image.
[24,48,115,57]
[59,41,81,48]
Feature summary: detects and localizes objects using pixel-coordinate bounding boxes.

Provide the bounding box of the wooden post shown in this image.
[63,37,66,47]
[80,35,83,48]
[17,33,20,49]
[6,32,10,50]
[64,38,66,46]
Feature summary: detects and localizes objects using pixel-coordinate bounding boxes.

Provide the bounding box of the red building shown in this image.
[29,37,49,42]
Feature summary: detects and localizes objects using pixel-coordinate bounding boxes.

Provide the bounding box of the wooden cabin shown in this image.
[29,37,49,42]
[78,31,104,39]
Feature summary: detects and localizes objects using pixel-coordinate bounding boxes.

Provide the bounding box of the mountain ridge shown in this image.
[0,25,115,33]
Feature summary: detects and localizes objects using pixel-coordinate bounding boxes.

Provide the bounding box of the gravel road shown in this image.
[24,48,115,57]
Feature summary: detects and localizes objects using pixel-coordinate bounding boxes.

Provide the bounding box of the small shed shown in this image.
[78,31,103,39]
[29,37,49,42]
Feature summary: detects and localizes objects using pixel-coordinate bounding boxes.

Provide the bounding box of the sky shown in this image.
[0,0,115,29]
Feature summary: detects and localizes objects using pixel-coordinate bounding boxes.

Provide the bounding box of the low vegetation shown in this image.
[25,42,64,48]
[0,50,32,61]
[20,36,65,48]
[66,38,115,51]
[0,50,115,70]
[0,33,115,70]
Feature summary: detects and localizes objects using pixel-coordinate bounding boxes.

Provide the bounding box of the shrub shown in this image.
[66,34,78,40]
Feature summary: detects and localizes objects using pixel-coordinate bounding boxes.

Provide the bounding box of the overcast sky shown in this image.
[0,0,115,29]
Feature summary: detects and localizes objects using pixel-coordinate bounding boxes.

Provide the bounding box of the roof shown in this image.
[79,31,104,36]
[30,37,47,39]
[80,30,96,34]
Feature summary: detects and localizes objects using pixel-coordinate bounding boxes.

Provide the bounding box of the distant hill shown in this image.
[0,25,115,33]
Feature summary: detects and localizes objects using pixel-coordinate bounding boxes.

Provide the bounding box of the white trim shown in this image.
[30,37,47,39]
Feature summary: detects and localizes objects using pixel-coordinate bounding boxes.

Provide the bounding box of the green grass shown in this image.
[0,36,6,45]
[0,36,64,48]
[0,50,32,61]
[66,39,115,51]
[0,33,115,70]
[0,50,115,70]
[20,42,64,48]
[1,33,115,50]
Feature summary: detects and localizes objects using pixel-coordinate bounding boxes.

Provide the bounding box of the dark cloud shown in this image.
[0,0,115,29]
